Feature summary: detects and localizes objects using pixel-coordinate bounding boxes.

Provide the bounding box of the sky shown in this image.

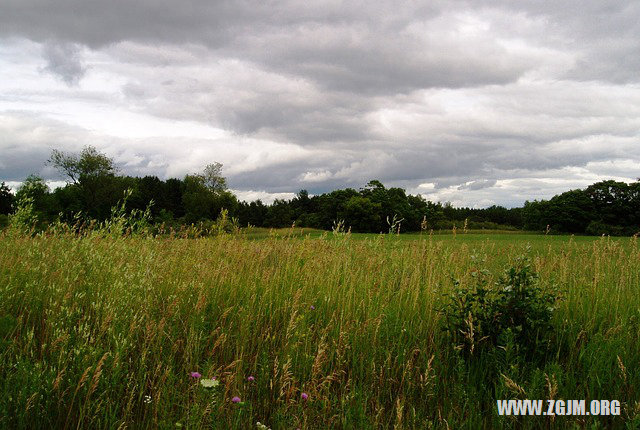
[1,1,639,207]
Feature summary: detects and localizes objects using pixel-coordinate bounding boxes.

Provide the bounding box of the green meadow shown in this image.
[1,231,639,428]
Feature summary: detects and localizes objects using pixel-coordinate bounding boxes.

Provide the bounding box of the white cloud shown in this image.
[232,190,296,204]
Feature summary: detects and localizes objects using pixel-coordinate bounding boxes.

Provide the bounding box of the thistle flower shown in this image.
[232,396,242,403]
[247,375,255,382]
[190,372,201,379]
[301,392,308,401]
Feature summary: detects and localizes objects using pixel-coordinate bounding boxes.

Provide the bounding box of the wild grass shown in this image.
[0,231,638,428]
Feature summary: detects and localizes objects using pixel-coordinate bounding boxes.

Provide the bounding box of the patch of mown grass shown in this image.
[0,231,638,428]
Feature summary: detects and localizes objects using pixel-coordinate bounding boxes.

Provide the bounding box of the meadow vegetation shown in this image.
[1,226,639,428]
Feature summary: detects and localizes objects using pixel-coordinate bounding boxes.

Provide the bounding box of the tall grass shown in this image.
[0,231,638,428]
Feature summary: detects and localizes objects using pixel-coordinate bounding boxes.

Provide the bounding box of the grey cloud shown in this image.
[114,56,377,144]
[458,179,497,190]
[0,1,439,48]
[567,41,640,84]
[235,19,532,94]
[0,1,540,97]
[41,41,86,85]
[0,112,107,181]
[0,142,52,181]
[3,0,639,88]
[491,0,640,83]
[106,31,640,152]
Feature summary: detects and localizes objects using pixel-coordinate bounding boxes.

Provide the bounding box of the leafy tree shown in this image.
[13,175,53,228]
[15,175,48,203]
[48,147,122,220]
[315,188,359,230]
[339,196,381,232]
[200,162,227,193]
[9,196,39,233]
[237,200,268,227]
[0,182,14,215]
[182,174,214,223]
[52,184,84,223]
[15,175,56,220]
[49,145,117,184]
[545,189,595,233]
[181,171,237,224]
[629,181,640,228]
[265,199,294,227]
[585,180,631,226]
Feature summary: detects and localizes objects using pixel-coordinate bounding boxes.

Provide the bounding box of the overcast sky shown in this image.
[1,1,639,207]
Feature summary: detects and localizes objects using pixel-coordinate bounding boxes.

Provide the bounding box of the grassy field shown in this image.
[1,230,639,428]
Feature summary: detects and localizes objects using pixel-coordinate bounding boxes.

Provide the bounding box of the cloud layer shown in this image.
[1,1,639,206]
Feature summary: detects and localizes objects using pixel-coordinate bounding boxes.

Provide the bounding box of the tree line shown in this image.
[522,181,640,236]
[1,146,638,235]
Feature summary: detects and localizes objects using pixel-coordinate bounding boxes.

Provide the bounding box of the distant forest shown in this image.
[1,146,639,235]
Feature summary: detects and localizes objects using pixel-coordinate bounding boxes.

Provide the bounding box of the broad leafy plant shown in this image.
[442,255,560,361]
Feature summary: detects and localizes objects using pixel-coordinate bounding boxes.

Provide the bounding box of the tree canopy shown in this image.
[49,145,117,184]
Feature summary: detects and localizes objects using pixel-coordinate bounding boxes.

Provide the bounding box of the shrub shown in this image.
[212,208,240,234]
[9,196,40,234]
[442,255,560,361]
[585,220,633,236]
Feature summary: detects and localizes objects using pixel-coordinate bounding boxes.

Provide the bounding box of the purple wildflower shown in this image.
[232,396,242,403]
[301,392,309,401]
[310,305,315,310]
[190,372,201,379]
[247,376,255,382]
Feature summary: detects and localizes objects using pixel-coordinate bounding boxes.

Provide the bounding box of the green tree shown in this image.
[13,175,52,229]
[0,182,14,215]
[265,199,294,227]
[48,146,120,219]
[545,189,595,233]
[585,180,631,226]
[339,196,381,232]
[15,175,55,221]
[182,174,214,223]
[15,175,48,203]
[49,145,117,184]
[200,162,228,193]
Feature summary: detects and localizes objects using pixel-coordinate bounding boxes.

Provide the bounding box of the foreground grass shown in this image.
[0,232,639,428]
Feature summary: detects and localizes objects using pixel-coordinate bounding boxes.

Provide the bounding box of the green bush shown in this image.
[442,255,560,361]
[8,196,40,234]
[585,220,635,236]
